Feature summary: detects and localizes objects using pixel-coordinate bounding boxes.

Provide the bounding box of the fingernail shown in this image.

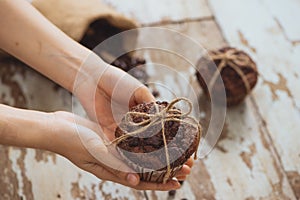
[127,174,139,186]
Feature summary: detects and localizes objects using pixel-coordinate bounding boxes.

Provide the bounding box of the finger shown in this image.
[104,161,140,186]
[90,165,181,190]
[86,163,136,185]
[85,163,115,180]
[185,157,194,168]
[87,163,140,187]
[176,176,187,181]
[76,125,139,185]
[131,86,155,107]
[175,165,191,177]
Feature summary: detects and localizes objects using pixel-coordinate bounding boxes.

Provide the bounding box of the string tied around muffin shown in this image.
[207,48,252,95]
[108,97,202,184]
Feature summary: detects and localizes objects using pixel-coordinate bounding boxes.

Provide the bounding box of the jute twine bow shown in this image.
[208,48,253,94]
[108,97,202,183]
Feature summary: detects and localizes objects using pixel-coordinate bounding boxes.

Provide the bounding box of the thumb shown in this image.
[103,162,140,186]
[86,163,140,187]
[131,85,156,107]
[76,125,140,186]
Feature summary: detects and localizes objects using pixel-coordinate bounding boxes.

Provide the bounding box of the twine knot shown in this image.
[208,48,253,93]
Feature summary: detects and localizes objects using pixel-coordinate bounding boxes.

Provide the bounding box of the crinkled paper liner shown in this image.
[117,148,183,183]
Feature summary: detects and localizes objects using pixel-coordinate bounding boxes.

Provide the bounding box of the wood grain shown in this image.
[139,17,296,199]
[210,0,300,198]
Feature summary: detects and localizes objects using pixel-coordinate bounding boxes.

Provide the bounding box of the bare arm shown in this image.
[0,0,154,120]
[0,0,92,92]
[0,104,50,149]
[0,104,182,190]
[0,0,187,190]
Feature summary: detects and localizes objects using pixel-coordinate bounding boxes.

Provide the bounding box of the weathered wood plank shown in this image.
[0,60,145,200]
[204,102,296,199]
[209,0,300,198]
[102,0,212,25]
[2,0,299,199]
[261,0,300,42]
[147,20,227,50]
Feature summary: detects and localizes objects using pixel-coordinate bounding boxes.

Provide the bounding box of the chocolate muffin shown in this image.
[114,100,200,183]
[196,47,258,106]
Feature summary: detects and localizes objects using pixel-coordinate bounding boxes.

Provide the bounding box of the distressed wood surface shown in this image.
[138,19,296,199]
[261,0,300,42]
[1,0,299,199]
[102,0,212,25]
[209,0,300,198]
[0,60,145,200]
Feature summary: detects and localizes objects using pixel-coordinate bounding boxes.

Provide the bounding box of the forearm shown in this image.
[0,0,96,92]
[0,104,52,150]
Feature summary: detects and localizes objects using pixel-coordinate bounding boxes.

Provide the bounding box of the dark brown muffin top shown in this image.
[196,47,258,106]
[115,101,199,170]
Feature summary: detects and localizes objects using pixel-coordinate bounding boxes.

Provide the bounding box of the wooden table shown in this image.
[1,0,299,199]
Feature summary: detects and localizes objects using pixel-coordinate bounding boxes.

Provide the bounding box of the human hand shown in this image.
[39,110,183,190]
[72,54,195,183]
[73,53,155,141]
[0,104,190,190]
[0,0,194,189]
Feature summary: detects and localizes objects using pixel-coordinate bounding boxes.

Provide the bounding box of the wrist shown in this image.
[71,52,111,97]
[0,104,53,150]
[41,112,71,155]
[42,43,93,93]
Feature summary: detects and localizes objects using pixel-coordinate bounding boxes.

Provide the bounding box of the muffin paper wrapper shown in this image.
[117,148,183,183]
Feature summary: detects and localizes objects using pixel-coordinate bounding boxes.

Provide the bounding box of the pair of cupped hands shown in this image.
[43,57,193,191]
[0,0,192,191]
